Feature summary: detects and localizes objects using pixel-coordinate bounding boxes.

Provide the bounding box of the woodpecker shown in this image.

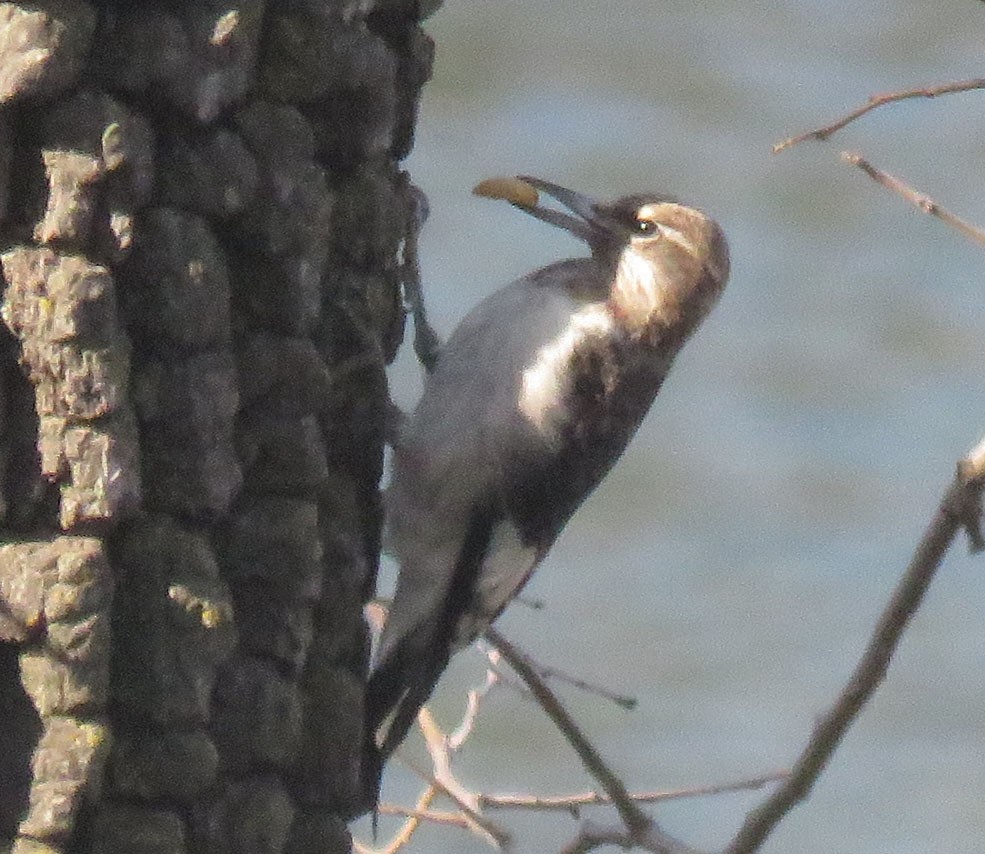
[363,176,730,807]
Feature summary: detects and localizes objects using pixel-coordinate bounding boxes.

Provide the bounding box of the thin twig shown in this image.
[374,771,788,847]
[773,78,985,152]
[486,628,703,854]
[400,753,512,850]
[377,804,470,827]
[725,437,985,854]
[841,152,985,249]
[357,654,505,853]
[480,652,535,700]
[480,770,788,813]
[417,707,480,813]
[478,636,637,709]
[484,628,648,833]
[448,649,501,750]
[533,660,638,710]
[353,784,442,854]
[413,709,513,849]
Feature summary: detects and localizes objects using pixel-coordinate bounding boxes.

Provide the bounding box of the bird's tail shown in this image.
[359,731,384,833]
[365,632,453,758]
[360,630,452,812]
[359,509,495,815]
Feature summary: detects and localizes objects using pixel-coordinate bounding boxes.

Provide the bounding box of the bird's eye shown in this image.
[634,218,661,236]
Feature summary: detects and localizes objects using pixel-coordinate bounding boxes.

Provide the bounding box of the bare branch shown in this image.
[841,152,985,249]
[399,754,512,850]
[486,627,705,854]
[353,785,441,854]
[448,649,501,750]
[725,437,985,854]
[484,628,647,833]
[377,804,470,827]
[417,708,479,812]
[357,652,508,853]
[773,78,985,152]
[480,770,788,813]
[410,709,513,849]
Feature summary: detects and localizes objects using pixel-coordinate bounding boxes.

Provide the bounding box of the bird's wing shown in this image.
[377,276,589,656]
[367,277,585,755]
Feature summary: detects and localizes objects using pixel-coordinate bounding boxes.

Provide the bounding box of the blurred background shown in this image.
[361,2,985,851]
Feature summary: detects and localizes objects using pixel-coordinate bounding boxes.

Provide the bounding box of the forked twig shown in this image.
[486,627,703,854]
[357,621,506,853]
[399,752,511,850]
[773,78,985,152]
[484,628,649,834]
[448,649,501,750]
[354,786,441,854]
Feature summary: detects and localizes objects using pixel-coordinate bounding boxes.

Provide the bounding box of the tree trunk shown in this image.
[0,2,438,852]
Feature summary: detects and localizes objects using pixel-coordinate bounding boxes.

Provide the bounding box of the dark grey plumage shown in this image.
[362,177,730,809]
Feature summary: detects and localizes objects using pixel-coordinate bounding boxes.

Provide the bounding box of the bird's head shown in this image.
[475,176,730,335]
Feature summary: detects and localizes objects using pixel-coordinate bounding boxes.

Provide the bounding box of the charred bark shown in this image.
[0,3,438,852]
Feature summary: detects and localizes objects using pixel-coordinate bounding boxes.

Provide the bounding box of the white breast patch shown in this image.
[519,303,614,438]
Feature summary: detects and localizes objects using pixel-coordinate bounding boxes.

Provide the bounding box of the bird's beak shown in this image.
[474,176,604,244]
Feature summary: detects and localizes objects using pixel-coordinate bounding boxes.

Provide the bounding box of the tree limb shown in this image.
[725,436,985,854]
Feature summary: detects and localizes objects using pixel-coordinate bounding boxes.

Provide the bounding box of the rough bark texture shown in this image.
[0,3,439,853]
